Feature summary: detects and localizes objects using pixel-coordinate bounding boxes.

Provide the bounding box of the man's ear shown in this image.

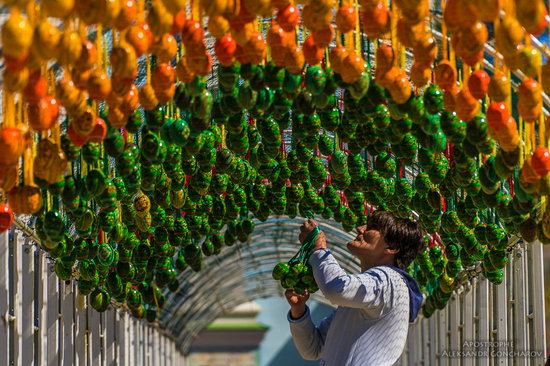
[385,248,400,255]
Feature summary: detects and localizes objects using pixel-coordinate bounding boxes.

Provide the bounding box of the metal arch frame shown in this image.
[159,216,356,353]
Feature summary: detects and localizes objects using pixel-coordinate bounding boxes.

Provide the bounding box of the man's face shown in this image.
[346,225,388,259]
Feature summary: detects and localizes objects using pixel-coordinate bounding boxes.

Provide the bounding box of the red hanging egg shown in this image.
[276,4,300,32]
[214,33,237,66]
[88,118,108,143]
[303,35,323,66]
[486,102,510,131]
[67,123,89,147]
[0,204,14,233]
[532,147,550,177]
[468,69,490,99]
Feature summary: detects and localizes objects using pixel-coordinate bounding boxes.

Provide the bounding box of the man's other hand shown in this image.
[285,288,310,319]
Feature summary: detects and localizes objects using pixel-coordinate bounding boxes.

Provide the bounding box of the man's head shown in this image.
[347,211,423,270]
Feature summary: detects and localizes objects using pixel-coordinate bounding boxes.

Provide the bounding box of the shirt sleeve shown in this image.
[308,249,397,314]
[287,306,336,361]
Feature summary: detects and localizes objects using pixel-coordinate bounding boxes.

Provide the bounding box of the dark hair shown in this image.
[366,210,423,270]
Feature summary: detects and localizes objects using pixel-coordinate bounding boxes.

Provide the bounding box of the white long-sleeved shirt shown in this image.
[288,249,414,366]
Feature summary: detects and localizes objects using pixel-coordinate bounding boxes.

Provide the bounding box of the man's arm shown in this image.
[309,249,396,313]
[288,306,335,360]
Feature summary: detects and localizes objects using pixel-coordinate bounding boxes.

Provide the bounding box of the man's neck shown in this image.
[360,257,395,272]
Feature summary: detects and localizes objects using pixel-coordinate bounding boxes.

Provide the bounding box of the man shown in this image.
[286,210,424,366]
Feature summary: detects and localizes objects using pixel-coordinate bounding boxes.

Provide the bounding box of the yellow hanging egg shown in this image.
[42,0,75,18]
[242,0,272,17]
[32,20,62,61]
[161,0,186,15]
[139,84,160,111]
[208,15,230,39]
[516,46,542,79]
[102,0,122,27]
[146,0,173,39]
[2,10,33,59]
[495,16,524,58]
[4,68,29,93]
[57,31,83,66]
[200,0,228,16]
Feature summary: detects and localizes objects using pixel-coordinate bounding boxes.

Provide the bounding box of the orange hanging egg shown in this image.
[230,22,255,46]
[277,4,300,32]
[455,88,480,122]
[443,0,461,34]
[23,71,48,104]
[182,20,205,50]
[155,84,176,105]
[107,107,128,129]
[389,71,412,104]
[458,21,488,58]
[329,45,348,74]
[28,98,56,131]
[443,84,460,112]
[517,0,548,36]
[209,15,230,39]
[302,5,333,32]
[518,78,542,107]
[285,46,305,74]
[244,32,266,64]
[151,33,178,63]
[434,61,456,91]
[473,0,502,21]
[120,84,139,115]
[115,0,137,30]
[488,72,511,102]
[521,158,542,184]
[171,10,186,34]
[413,36,438,67]
[139,84,160,110]
[8,186,43,215]
[176,57,196,83]
[0,127,25,167]
[496,117,520,152]
[0,165,17,194]
[341,51,365,84]
[311,25,334,48]
[410,63,431,88]
[87,70,112,101]
[187,52,213,76]
[541,62,550,95]
[110,42,138,79]
[152,63,176,91]
[146,0,174,38]
[303,35,323,66]
[75,40,97,71]
[397,19,426,49]
[126,24,151,56]
[71,68,92,90]
[400,0,429,25]
[468,69,490,100]
[375,43,395,74]
[362,2,390,39]
[336,5,357,34]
